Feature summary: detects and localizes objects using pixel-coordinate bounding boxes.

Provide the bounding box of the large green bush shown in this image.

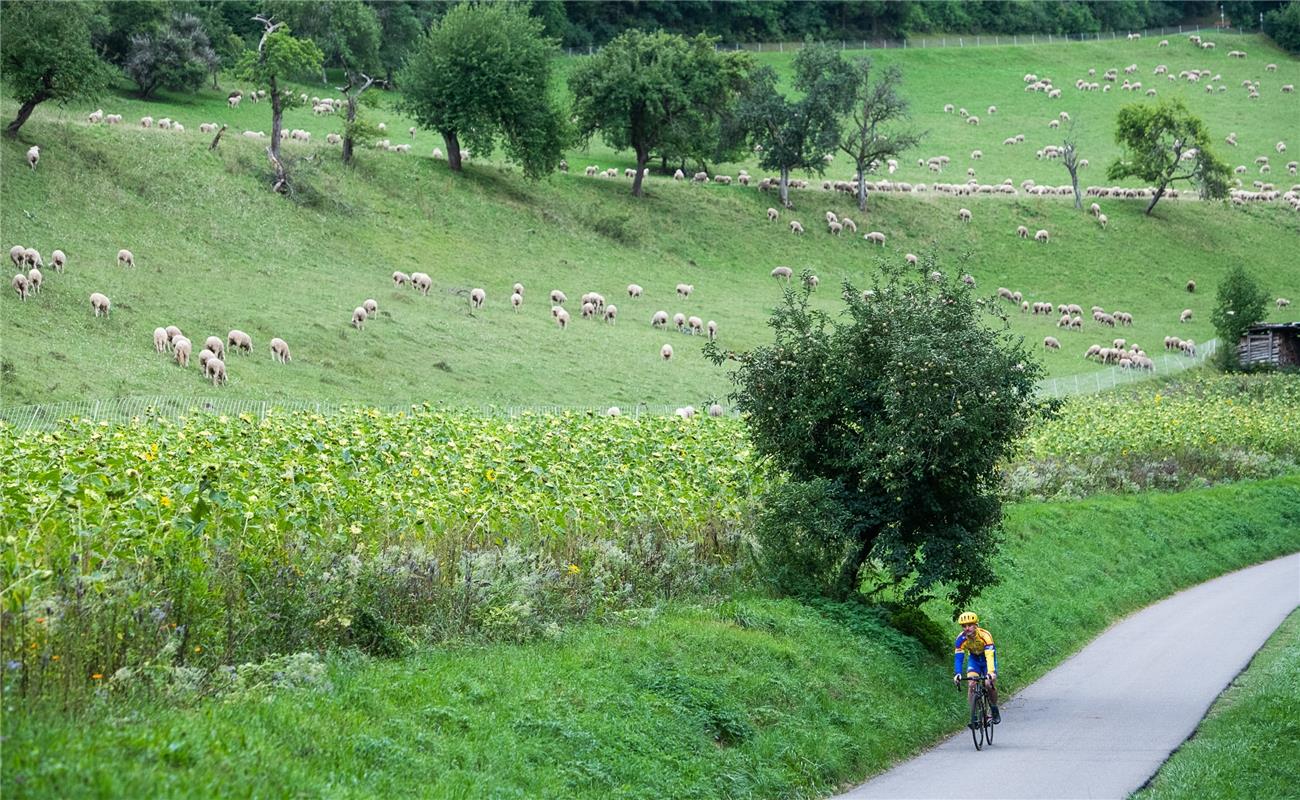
[1264,1,1300,53]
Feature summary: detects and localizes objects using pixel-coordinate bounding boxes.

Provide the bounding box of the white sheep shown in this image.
[153,327,170,352]
[89,291,110,317]
[227,329,253,354]
[554,307,570,328]
[1044,336,1061,350]
[676,283,693,298]
[117,249,135,268]
[352,307,368,329]
[140,116,154,128]
[1035,229,1050,243]
[767,207,779,222]
[651,310,669,328]
[1097,213,1108,229]
[392,271,410,287]
[627,283,643,298]
[661,344,673,361]
[1277,298,1292,308]
[673,312,687,331]
[828,221,843,235]
[411,272,432,295]
[841,218,857,233]
[198,348,216,371]
[581,301,597,319]
[804,274,820,289]
[9,245,24,268]
[1017,225,1029,239]
[905,253,918,265]
[205,356,228,386]
[958,208,972,222]
[603,304,617,324]
[771,266,793,281]
[674,406,695,419]
[550,289,567,305]
[606,407,621,416]
[1180,309,1193,323]
[864,231,886,245]
[673,169,685,180]
[11,273,30,301]
[23,248,42,269]
[26,146,39,170]
[687,315,704,334]
[790,221,804,234]
[173,336,192,367]
[513,282,524,297]
[204,335,225,359]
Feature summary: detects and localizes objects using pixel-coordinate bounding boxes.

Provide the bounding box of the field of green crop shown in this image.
[2,35,1298,409]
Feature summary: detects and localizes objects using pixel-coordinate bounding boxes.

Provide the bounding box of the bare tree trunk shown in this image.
[443,131,462,171]
[4,95,44,138]
[208,124,228,151]
[1146,185,1167,215]
[779,166,791,208]
[856,164,868,212]
[268,77,288,193]
[631,148,648,197]
[343,95,357,164]
[1066,163,1081,209]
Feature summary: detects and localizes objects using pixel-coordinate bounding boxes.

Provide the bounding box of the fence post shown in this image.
[1049,34,1052,44]
[943,37,946,47]
[1032,34,1035,44]
[1014,34,1017,45]
[959,37,963,47]
[93,399,101,420]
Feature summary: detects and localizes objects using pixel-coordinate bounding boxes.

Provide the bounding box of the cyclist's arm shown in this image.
[984,633,997,677]
[953,640,966,677]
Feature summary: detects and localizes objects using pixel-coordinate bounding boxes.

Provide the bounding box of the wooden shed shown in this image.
[1237,322,1300,368]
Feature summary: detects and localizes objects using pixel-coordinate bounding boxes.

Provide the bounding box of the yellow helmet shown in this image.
[957,612,979,625]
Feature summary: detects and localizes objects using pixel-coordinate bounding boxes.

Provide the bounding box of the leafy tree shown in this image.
[95,0,169,67]
[1,0,112,137]
[235,16,324,194]
[570,30,754,196]
[836,57,924,212]
[1211,265,1272,371]
[734,43,855,208]
[370,0,428,85]
[1264,1,1300,53]
[398,2,566,178]
[1107,99,1230,215]
[309,0,382,165]
[705,257,1043,606]
[124,13,217,99]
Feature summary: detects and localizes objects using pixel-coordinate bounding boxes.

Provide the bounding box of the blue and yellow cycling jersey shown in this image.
[954,627,997,676]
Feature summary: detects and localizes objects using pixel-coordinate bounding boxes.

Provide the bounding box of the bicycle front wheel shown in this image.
[971,695,986,751]
[982,696,994,746]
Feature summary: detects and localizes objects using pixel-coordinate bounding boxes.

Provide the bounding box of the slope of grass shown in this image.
[1131,609,1300,800]
[4,475,1299,799]
[3,34,1297,409]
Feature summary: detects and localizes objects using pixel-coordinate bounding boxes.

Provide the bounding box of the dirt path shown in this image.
[835,552,1300,799]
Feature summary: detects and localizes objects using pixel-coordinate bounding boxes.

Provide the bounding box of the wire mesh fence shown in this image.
[566,25,1257,57]
[0,341,1215,432]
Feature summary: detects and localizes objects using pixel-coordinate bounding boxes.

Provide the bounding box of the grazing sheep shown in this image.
[603,304,617,324]
[204,336,225,359]
[626,283,643,298]
[651,310,669,328]
[11,273,30,301]
[1035,229,1050,243]
[26,146,39,170]
[958,208,972,222]
[270,337,291,363]
[511,292,522,311]
[205,357,227,386]
[1017,225,1029,238]
[50,249,66,272]
[469,288,485,309]
[673,169,685,180]
[841,218,857,233]
[165,326,183,345]
[828,221,843,235]
[606,407,621,416]
[550,289,567,305]
[362,299,379,318]
[826,211,839,224]
[392,271,410,287]
[89,292,110,317]
[771,266,793,281]
[1180,309,1193,323]
[140,115,154,127]
[905,253,918,265]
[687,315,704,334]
[673,312,687,331]
[1278,298,1292,308]
[25,268,41,293]
[707,320,717,340]
[227,329,253,353]
[1186,280,1196,293]
[9,245,24,268]
[766,207,779,222]
[864,231,886,245]
[804,274,820,289]
[513,282,524,297]
[173,336,192,367]
[661,344,673,361]
[1044,336,1061,350]
[412,272,432,295]
[117,249,135,268]
[22,248,41,268]
[961,274,976,288]
[676,283,694,298]
[555,307,570,328]
[153,327,170,352]
[352,307,368,329]
[1097,213,1108,229]
[790,221,804,234]
[581,301,596,319]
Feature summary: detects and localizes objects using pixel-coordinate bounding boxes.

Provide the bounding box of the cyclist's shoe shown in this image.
[991,706,1001,725]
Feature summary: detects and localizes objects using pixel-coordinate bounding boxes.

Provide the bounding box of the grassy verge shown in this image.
[1132,609,1300,800]
[4,475,1298,799]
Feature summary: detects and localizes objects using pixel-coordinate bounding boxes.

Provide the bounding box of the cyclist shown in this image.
[953,611,1001,727]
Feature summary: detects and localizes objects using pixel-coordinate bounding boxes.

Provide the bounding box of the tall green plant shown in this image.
[706,258,1044,605]
[1107,99,1229,215]
[1211,265,1272,371]
[1,0,111,137]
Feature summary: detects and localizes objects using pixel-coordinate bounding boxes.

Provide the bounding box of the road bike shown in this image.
[959,675,996,750]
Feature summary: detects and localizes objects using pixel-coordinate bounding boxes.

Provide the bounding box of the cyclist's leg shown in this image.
[986,676,1001,723]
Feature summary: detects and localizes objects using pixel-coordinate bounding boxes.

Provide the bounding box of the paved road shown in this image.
[836,552,1300,800]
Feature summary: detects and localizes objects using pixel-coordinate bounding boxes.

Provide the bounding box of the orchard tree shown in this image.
[705,257,1044,605]
[235,16,324,194]
[735,43,855,208]
[1061,122,1083,210]
[124,13,218,99]
[570,30,754,194]
[370,0,427,86]
[312,0,383,165]
[1211,265,1272,371]
[837,58,924,212]
[1,0,111,137]
[1107,99,1229,215]
[399,3,566,178]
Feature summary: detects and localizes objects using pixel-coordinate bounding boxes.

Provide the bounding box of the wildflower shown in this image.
[92,673,103,680]
[194,646,203,654]
[159,496,173,508]
[567,564,581,575]
[485,469,496,482]
[51,655,60,661]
